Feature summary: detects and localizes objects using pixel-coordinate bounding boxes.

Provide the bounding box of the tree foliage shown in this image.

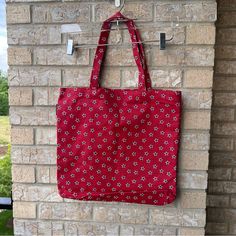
[0,145,12,197]
[0,71,9,116]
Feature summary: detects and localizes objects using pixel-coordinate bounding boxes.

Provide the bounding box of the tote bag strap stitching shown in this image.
[89,12,151,90]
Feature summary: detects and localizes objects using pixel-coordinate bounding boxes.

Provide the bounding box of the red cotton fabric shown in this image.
[56,11,182,206]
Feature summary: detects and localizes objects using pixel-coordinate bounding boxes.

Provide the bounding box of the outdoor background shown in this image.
[0,0,13,234]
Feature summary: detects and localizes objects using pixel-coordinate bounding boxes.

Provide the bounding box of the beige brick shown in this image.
[151,69,182,88]
[35,127,56,145]
[184,69,213,88]
[184,47,215,66]
[6,5,30,24]
[34,87,59,106]
[212,108,235,121]
[179,228,205,236]
[123,26,185,45]
[9,87,32,106]
[215,60,236,74]
[13,202,36,219]
[11,146,56,165]
[63,68,120,88]
[100,69,121,88]
[37,222,52,235]
[34,47,89,65]
[14,219,25,235]
[12,184,63,202]
[152,47,185,66]
[121,69,182,88]
[155,2,217,22]
[123,225,176,236]
[64,222,119,236]
[153,47,215,67]
[93,206,148,224]
[150,208,206,227]
[21,220,38,235]
[10,107,56,125]
[207,195,229,207]
[49,166,57,184]
[186,24,215,44]
[8,47,32,65]
[210,137,234,151]
[183,111,211,130]
[36,166,50,183]
[181,132,210,151]
[95,3,153,22]
[62,68,90,87]
[180,191,206,209]
[120,225,134,236]
[153,46,214,67]
[119,207,148,224]
[11,127,34,145]
[38,203,92,220]
[8,25,61,45]
[32,3,90,23]
[94,47,151,67]
[178,171,208,189]
[93,207,119,223]
[179,151,209,170]
[8,67,61,86]
[213,76,236,91]
[130,26,185,45]
[182,90,212,109]
[62,25,122,45]
[12,165,35,183]
[52,222,64,236]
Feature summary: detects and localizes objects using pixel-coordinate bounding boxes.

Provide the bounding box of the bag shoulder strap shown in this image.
[89,11,152,90]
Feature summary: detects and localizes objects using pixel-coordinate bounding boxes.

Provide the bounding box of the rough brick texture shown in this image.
[6,0,217,235]
[206,0,236,235]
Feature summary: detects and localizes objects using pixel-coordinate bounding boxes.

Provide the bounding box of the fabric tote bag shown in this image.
[56,11,182,206]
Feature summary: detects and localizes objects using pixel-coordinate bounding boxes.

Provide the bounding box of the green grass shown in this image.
[0,210,13,235]
[0,116,12,235]
[0,116,10,145]
[0,145,12,197]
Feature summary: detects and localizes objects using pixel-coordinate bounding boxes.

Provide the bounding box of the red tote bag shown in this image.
[56,11,182,206]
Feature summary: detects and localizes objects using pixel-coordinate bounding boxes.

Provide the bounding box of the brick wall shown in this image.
[6,0,217,235]
[206,0,236,234]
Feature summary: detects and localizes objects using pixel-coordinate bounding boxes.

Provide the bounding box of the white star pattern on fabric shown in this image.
[56,11,181,206]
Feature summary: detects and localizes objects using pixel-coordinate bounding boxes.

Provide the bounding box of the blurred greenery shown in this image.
[0,145,12,197]
[0,116,10,144]
[0,210,13,235]
[0,70,9,116]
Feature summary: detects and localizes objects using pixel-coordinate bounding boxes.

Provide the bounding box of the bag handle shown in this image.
[89,11,152,90]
